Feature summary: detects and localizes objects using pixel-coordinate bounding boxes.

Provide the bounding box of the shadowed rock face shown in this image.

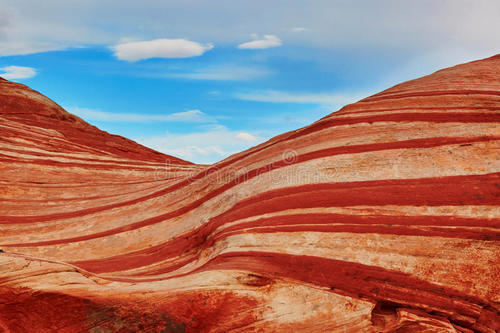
[0,55,499,332]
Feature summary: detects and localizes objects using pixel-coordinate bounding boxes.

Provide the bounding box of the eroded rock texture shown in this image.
[0,55,499,332]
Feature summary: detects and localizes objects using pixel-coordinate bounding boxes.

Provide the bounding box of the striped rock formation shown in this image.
[0,55,499,332]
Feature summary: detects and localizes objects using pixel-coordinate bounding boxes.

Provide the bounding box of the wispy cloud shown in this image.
[236,90,368,106]
[0,8,67,56]
[170,65,272,81]
[67,106,264,163]
[0,65,37,80]
[111,38,214,61]
[68,107,214,123]
[0,41,64,57]
[290,27,308,32]
[238,35,282,49]
[136,126,262,164]
[167,145,226,163]
[236,131,257,142]
[2,1,500,59]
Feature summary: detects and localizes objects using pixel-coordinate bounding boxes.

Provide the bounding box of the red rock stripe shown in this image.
[3,170,498,248]
[0,182,170,203]
[1,135,496,225]
[212,112,500,170]
[222,213,500,230]
[283,113,500,143]
[125,221,499,278]
[192,252,495,320]
[0,122,135,157]
[69,173,500,273]
[0,154,163,171]
[211,174,500,224]
[73,213,499,274]
[216,224,499,242]
[103,250,495,327]
[337,106,500,116]
[11,112,492,174]
[72,230,211,273]
[2,163,498,251]
[361,89,500,102]
[0,178,171,188]
[1,98,192,164]
[0,146,169,167]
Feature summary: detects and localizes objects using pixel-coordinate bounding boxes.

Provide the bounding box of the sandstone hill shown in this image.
[0,55,499,332]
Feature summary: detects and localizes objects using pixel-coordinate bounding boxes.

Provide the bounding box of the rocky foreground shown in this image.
[0,55,499,332]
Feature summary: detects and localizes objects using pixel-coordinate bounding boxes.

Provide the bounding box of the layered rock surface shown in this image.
[0,55,499,332]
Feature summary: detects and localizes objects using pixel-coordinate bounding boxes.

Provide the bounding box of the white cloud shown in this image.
[0,65,36,80]
[68,107,214,123]
[237,35,282,49]
[1,1,500,60]
[170,65,272,81]
[0,7,70,56]
[111,38,214,61]
[236,132,257,142]
[236,90,369,107]
[291,27,308,32]
[166,145,226,163]
[136,126,262,164]
[66,105,264,163]
[0,41,64,56]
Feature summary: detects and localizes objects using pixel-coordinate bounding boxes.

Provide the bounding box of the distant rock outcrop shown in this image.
[0,55,499,332]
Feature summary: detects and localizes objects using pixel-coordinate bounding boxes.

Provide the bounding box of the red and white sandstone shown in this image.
[0,55,499,332]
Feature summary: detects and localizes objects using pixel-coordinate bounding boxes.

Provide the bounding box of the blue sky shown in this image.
[1,1,499,163]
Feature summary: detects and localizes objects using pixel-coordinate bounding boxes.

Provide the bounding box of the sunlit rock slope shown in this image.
[0,55,499,332]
